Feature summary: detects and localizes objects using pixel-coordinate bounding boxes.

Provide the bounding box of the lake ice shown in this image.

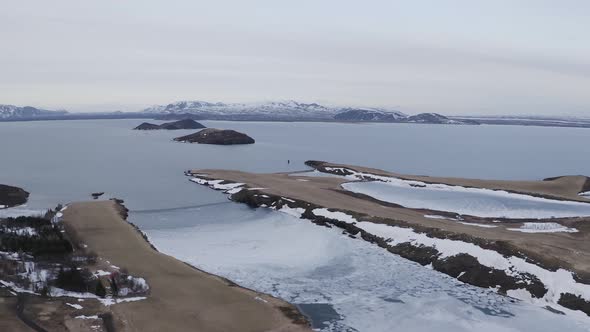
[134,204,590,332]
[342,180,590,219]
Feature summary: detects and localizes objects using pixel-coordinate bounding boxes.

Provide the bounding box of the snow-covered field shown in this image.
[508,222,578,233]
[341,180,590,219]
[0,205,47,218]
[134,203,590,332]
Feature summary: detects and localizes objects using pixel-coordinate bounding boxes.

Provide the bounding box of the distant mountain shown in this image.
[134,119,206,130]
[143,100,480,124]
[405,113,471,124]
[334,109,477,125]
[334,108,407,121]
[143,100,337,121]
[0,104,68,120]
[450,115,590,128]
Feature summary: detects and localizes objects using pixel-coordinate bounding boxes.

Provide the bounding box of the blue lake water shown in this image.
[1,119,590,331]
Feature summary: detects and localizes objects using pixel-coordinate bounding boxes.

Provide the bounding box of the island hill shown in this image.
[134,119,206,130]
[0,184,29,208]
[174,128,255,145]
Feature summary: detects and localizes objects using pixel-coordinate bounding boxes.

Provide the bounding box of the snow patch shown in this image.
[66,303,83,309]
[508,222,578,233]
[278,206,305,218]
[424,214,458,221]
[313,208,358,224]
[75,315,99,320]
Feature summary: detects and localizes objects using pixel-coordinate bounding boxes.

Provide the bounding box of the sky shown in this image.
[1,0,589,116]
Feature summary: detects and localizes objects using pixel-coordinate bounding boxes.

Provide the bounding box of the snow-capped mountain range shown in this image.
[143,100,416,121]
[1,100,475,125]
[144,100,471,124]
[0,104,67,120]
[144,100,341,120]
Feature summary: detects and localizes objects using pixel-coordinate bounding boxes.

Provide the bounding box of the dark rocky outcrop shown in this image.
[133,119,206,130]
[174,128,255,145]
[0,184,29,208]
[91,192,105,199]
[558,293,590,314]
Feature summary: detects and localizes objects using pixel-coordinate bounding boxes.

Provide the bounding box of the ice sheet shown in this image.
[342,181,590,219]
[136,205,590,331]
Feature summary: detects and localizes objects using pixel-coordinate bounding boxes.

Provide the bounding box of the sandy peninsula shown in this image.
[61,200,310,332]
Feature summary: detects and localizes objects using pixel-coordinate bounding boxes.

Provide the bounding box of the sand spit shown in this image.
[62,200,310,332]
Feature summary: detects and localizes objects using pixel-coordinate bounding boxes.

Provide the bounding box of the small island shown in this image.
[0,184,29,208]
[174,128,255,145]
[134,119,206,130]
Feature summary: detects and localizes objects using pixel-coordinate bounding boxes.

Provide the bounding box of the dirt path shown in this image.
[194,165,590,278]
[0,290,33,332]
[62,201,310,332]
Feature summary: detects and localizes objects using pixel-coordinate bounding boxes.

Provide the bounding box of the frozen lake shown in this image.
[1,119,590,330]
[342,180,590,219]
[139,200,590,332]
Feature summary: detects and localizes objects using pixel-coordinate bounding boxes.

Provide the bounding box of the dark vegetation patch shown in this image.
[1,204,148,299]
[0,216,72,257]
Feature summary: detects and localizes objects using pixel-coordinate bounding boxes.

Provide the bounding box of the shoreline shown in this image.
[61,200,311,332]
[189,162,590,317]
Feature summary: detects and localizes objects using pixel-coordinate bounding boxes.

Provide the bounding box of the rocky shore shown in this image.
[0,184,29,208]
[187,163,590,317]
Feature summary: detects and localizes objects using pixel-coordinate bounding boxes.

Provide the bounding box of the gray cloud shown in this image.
[0,0,589,116]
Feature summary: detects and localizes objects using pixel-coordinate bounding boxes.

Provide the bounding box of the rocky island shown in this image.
[0,184,29,208]
[174,128,255,145]
[133,119,206,130]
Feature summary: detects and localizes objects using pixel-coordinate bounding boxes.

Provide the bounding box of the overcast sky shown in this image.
[1,0,589,115]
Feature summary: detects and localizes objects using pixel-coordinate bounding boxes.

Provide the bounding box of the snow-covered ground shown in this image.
[508,222,578,233]
[133,200,590,331]
[0,205,47,218]
[341,180,590,219]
